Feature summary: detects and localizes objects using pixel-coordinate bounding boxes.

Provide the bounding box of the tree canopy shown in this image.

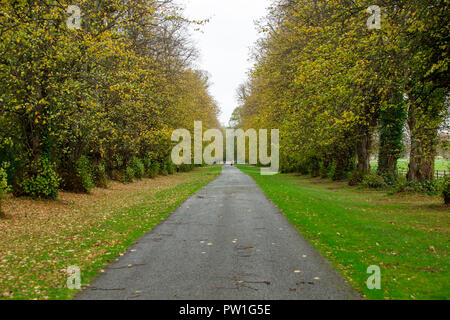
[234,0,449,183]
[0,0,220,198]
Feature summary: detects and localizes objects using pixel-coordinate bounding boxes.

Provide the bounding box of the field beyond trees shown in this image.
[370,159,449,173]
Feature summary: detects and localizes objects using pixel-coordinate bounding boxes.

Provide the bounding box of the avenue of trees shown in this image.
[0,0,220,205]
[232,0,449,200]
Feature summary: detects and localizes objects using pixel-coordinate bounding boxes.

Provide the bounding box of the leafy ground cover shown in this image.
[0,166,221,300]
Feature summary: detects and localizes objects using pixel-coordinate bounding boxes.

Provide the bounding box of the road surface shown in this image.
[76,165,360,300]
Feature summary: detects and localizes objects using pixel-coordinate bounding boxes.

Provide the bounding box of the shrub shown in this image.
[0,163,10,217]
[111,155,124,170]
[75,155,95,193]
[149,161,160,178]
[421,179,443,196]
[308,160,320,177]
[123,165,135,184]
[177,164,190,172]
[319,161,328,178]
[94,162,108,188]
[348,169,365,186]
[361,172,387,189]
[110,169,123,182]
[21,158,60,199]
[161,162,169,176]
[388,175,407,193]
[443,177,450,205]
[391,179,444,196]
[142,157,152,177]
[327,162,337,180]
[129,157,145,180]
[167,160,175,175]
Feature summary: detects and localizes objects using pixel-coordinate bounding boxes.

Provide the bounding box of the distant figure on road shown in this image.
[231,160,234,166]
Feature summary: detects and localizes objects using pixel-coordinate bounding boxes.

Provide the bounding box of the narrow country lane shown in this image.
[76,165,361,300]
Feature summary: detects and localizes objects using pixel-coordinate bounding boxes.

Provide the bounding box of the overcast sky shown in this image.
[182,0,272,125]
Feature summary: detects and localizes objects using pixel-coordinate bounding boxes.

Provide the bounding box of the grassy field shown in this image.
[0,165,221,300]
[370,158,449,172]
[238,165,449,300]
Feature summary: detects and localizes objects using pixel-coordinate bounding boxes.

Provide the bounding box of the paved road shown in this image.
[76,165,360,300]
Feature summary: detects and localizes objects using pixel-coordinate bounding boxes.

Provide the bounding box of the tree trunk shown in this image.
[356,132,371,173]
[444,181,450,205]
[406,102,437,182]
[407,136,435,182]
[377,92,406,178]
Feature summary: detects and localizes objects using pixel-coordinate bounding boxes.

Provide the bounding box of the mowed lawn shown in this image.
[0,165,221,300]
[370,158,449,172]
[238,165,449,300]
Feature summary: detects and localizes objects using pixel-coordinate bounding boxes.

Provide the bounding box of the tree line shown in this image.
[232,0,449,199]
[0,0,220,205]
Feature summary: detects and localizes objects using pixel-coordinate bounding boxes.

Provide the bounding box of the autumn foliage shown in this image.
[234,1,448,190]
[0,0,220,199]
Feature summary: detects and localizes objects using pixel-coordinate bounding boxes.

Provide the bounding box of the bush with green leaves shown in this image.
[75,155,95,193]
[443,177,450,205]
[0,163,11,216]
[123,165,135,184]
[361,172,387,189]
[177,164,190,172]
[94,162,108,188]
[348,169,365,186]
[129,157,145,180]
[21,158,61,200]
[387,174,447,196]
[167,160,175,175]
[327,162,337,180]
[142,157,152,177]
[319,161,328,178]
[161,162,169,176]
[149,161,160,178]
[421,179,443,196]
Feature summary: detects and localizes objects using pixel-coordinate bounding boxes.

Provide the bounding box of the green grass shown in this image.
[370,158,449,172]
[237,165,449,300]
[0,165,221,300]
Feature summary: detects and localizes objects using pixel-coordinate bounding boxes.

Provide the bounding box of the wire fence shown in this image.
[396,170,448,178]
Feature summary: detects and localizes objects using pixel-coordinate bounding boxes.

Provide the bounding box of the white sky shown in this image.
[181,0,272,125]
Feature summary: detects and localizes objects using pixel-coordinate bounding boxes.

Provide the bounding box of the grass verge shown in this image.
[237,165,449,300]
[0,165,221,300]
